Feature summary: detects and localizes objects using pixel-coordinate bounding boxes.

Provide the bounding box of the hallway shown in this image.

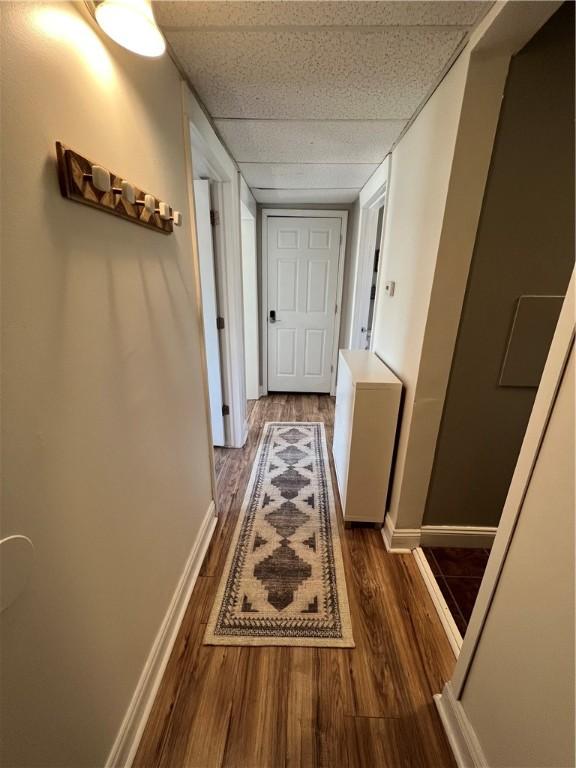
[2,3,574,766]
[135,395,455,768]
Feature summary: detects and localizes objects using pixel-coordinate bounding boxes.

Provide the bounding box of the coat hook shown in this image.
[156,203,182,225]
[83,165,111,192]
[135,193,156,214]
[157,201,171,220]
[112,181,136,205]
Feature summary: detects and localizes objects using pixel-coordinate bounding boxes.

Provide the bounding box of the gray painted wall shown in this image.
[424,3,575,528]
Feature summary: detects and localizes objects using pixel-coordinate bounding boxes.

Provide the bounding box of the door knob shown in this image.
[269,310,276,323]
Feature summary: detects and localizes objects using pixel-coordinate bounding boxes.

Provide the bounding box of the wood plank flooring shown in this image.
[134,395,456,768]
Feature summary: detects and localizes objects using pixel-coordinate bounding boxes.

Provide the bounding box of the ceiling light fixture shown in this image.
[94,0,166,58]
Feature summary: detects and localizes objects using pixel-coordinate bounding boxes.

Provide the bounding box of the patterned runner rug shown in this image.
[204,422,354,647]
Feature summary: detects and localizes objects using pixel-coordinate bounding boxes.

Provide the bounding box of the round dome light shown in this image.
[95,0,166,58]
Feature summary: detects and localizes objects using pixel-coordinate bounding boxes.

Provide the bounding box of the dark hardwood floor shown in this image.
[134,395,456,768]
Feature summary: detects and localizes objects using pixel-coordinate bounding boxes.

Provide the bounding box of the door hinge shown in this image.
[210,209,220,226]
[216,316,225,330]
[334,303,338,314]
[331,365,334,373]
[222,404,230,416]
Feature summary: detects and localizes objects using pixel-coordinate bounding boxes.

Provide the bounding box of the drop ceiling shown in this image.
[155,1,492,204]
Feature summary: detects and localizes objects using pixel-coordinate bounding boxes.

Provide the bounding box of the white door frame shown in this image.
[182,83,248,448]
[261,209,348,396]
[349,155,391,350]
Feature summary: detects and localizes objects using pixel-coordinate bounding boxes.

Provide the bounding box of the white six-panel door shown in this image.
[267,216,342,392]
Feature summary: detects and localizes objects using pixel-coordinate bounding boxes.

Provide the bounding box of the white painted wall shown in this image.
[240,193,259,400]
[460,345,574,767]
[371,1,559,533]
[0,4,213,766]
[372,52,469,528]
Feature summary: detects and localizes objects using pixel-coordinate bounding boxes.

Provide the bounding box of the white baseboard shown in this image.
[413,548,462,657]
[382,517,497,552]
[420,525,497,548]
[434,683,488,768]
[105,501,217,768]
[382,514,421,552]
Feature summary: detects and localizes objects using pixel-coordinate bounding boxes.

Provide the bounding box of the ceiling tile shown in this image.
[239,163,377,189]
[253,188,360,204]
[215,119,406,163]
[155,1,491,29]
[165,27,465,119]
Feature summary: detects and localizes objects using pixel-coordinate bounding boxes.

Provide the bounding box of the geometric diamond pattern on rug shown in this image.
[276,445,307,465]
[252,533,268,551]
[302,596,319,613]
[254,542,312,610]
[242,595,258,612]
[303,532,317,552]
[204,421,354,647]
[270,466,310,500]
[265,501,309,539]
[280,427,306,444]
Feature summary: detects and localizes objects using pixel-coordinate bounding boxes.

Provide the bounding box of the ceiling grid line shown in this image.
[156,1,493,203]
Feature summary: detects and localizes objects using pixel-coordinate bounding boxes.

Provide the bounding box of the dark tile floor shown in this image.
[422,547,491,635]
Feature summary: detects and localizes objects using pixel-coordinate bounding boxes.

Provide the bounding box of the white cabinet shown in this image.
[332,350,402,525]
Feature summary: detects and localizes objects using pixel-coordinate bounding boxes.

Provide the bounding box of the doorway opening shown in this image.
[348,158,390,351]
[184,94,248,450]
[362,206,384,350]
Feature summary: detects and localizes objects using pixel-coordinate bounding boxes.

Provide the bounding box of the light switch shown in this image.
[384,280,396,297]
